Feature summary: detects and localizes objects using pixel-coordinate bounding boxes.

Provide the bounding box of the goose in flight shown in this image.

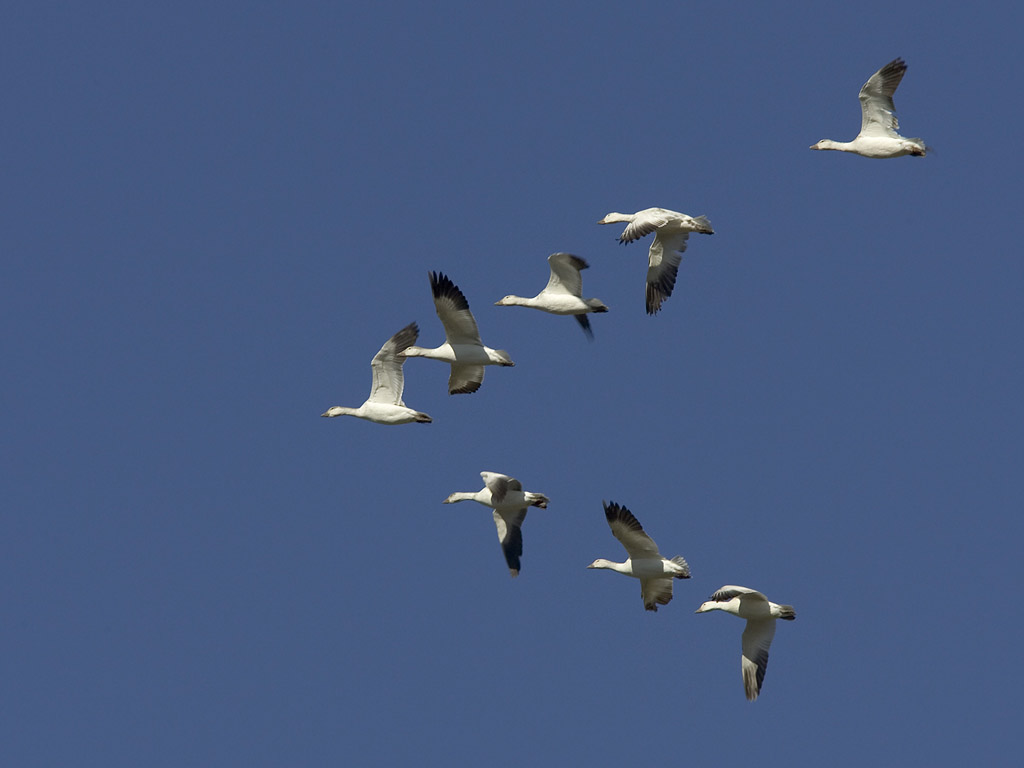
[320,322,432,424]
[696,585,796,701]
[443,472,550,577]
[494,253,609,339]
[587,501,690,611]
[810,58,927,158]
[400,271,514,395]
[597,208,713,315]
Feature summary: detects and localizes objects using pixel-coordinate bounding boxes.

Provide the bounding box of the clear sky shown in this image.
[2,1,1021,766]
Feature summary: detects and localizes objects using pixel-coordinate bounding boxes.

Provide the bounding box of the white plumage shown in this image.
[320,322,432,424]
[810,58,928,158]
[597,208,714,314]
[696,585,796,701]
[587,501,690,611]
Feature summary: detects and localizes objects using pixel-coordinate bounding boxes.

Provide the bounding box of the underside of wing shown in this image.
[859,58,906,138]
[741,618,777,701]
[544,252,587,297]
[368,322,418,404]
[641,576,674,611]
[603,501,661,559]
[645,236,685,315]
[448,363,484,395]
[493,508,527,577]
[430,271,483,346]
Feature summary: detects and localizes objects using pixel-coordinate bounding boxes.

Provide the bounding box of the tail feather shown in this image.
[670,555,691,578]
[527,493,550,509]
[778,604,796,620]
[691,215,714,234]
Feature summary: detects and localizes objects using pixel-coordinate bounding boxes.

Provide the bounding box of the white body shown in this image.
[587,501,690,611]
[696,585,796,701]
[443,472,549,577]
[401,272,514,395]
[597,207,713,315]
[495,252,609,338]
[320,322,432,425]
[810,57,927,158]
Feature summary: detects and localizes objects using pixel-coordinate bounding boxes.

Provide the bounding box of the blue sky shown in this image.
[2,1,1022,765]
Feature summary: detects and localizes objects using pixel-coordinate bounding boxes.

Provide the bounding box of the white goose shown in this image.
[320,322,432,424]
[810,58,927,158]
[696,585,796,701]
[443,472,550,577]
[400,271,514,395]
[597,207,714,315]
[587,501,690,611]
[494,253,609,339]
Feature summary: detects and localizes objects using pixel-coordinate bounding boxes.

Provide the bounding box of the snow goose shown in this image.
[494,253,609,339]
[587,501,690,611]
[320,322,432,424]
[810,58,927,158]
[400,272,514,395]
[443,472,550,577]
[597,208,713,315]
[696,585,796,701]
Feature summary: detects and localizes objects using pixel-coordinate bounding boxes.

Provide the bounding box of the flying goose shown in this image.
[597,208,713,315]
[320,322,432,424]
[400,272,514,395]
[587,501,690,611]
[696,585,796,701]
[810,58,927,158]
[443,472,550,577]
[494,253,609,339]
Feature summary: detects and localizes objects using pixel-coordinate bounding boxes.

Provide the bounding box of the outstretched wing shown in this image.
[368,322,418,405]
[640,577,674,612]
[741,618,777,701]
[544,253,588,298]
[645,231,689,315]
[493,508,528,577]
[603,501,661,559]
[430,271,482,346]
[859,58,907,138]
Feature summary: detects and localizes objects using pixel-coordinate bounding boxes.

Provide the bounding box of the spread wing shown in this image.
[448,363,484,395]
[543,253,588,298]
[741,618,777,701]
[858,58,907,138]
[367,322,418,405]
[430,271,482,346]
[645,231,689,315]
[493,508,527,577]
[617,208,671,243]
[640,577,674,612]
[603,501,661,559]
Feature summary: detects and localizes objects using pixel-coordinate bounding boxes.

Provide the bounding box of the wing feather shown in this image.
[368,322,418,404]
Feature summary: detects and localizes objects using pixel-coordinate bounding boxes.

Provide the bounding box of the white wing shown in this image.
[646,231,689,315]
[481,472,522,505]
[367,322,418,405]
[603,501,661,559]
[710,585,767,603]
[741,618,777,701]
[616,208,672,243]
[543,253,588,298]
[430,271,483,346]
[858,58,907,138]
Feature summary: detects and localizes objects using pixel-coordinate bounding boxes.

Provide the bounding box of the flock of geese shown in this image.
[324,59,928,701]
